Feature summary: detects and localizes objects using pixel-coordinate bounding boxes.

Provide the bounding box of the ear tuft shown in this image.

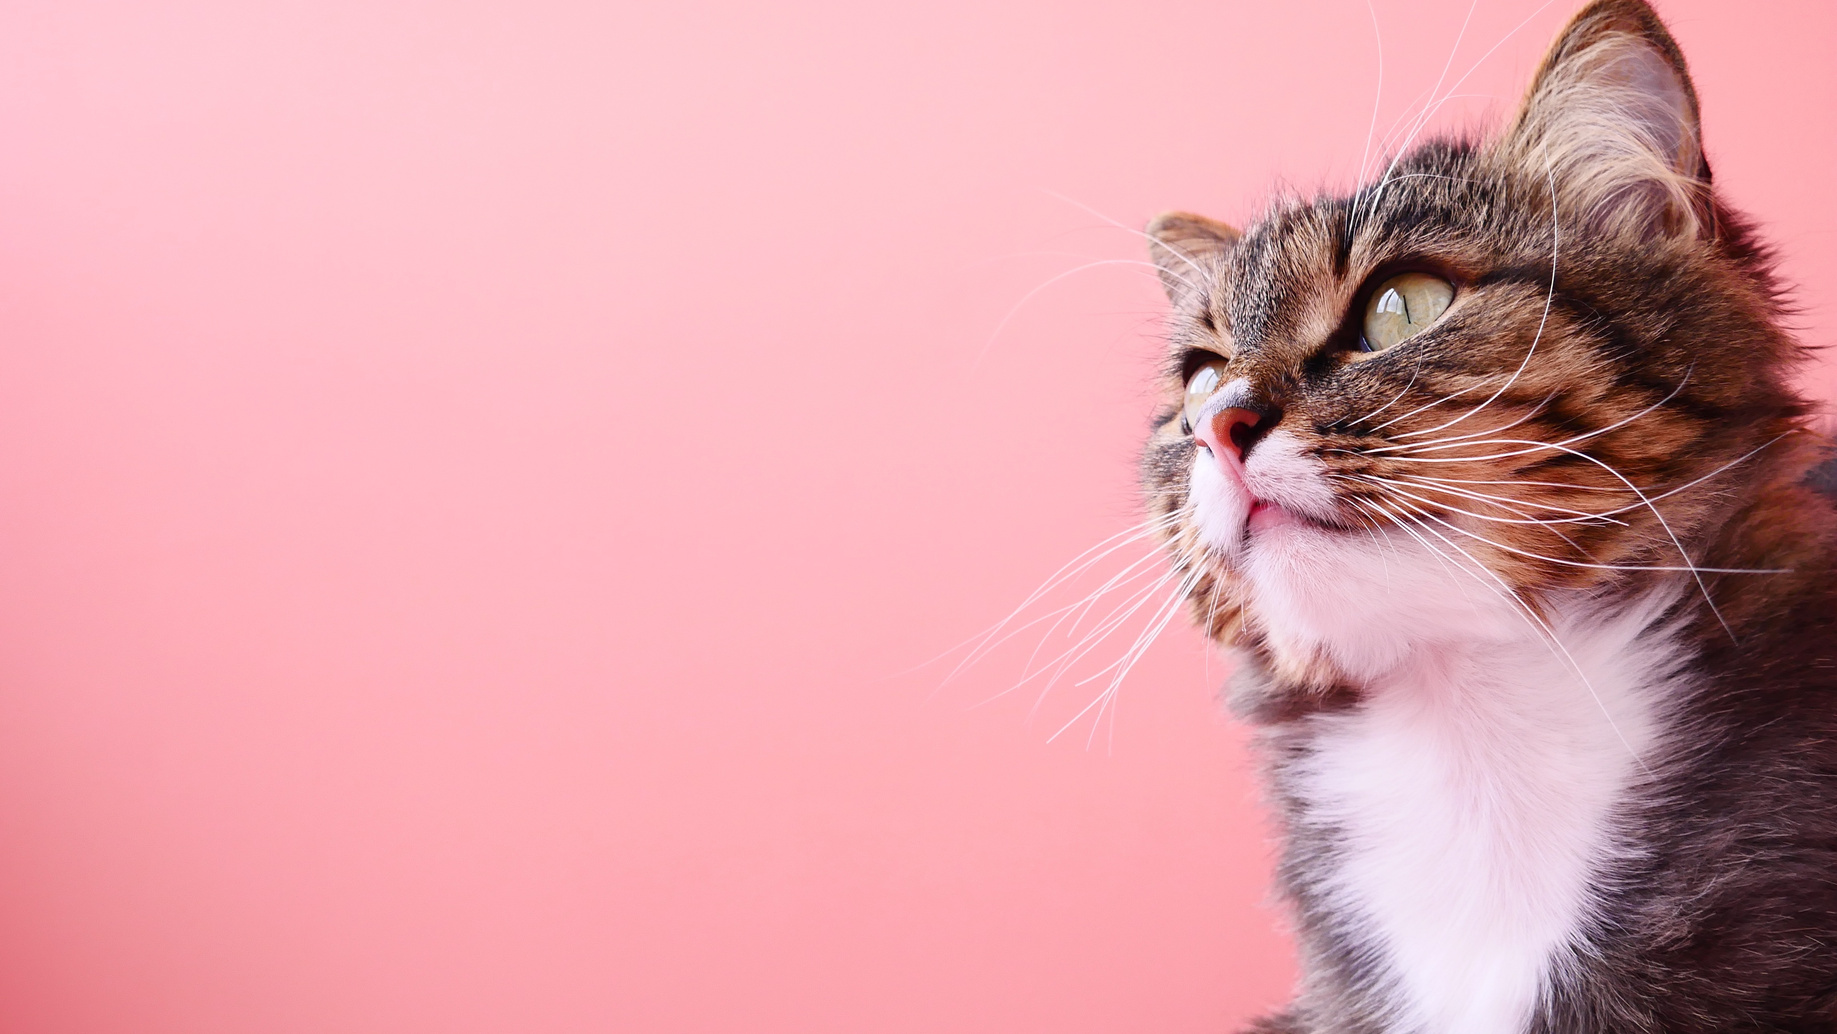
[1146,211,1239,304]
[1499,0,1710,241]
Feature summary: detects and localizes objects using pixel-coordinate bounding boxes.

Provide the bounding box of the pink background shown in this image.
[0,1,1829,1031]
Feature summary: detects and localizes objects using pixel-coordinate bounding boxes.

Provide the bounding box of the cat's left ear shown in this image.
[1498,0,1710,241]
[1146,211,1239,305]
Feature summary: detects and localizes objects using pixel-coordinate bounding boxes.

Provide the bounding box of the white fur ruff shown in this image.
[1193,434,1689,1034]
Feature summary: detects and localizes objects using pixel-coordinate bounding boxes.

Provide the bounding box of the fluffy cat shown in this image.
[1139,2,1837,1030]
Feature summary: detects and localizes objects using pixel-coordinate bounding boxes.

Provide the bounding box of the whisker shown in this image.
[1344,347,1429,428]
[965,573,1174,711]
[1199,563,1227,686]
[1077,573,1197,750]
[1354,0,1386,195]
[1375,394,1556,451]
[1496,434,1796,523]
[1025,568,1183,719]
[1344,474,1605,558]
[1374,367,1692,460]
[1347,472,1610,529]
[931,511,1185,684]
[1347,496,1485,610]
[1386,434,1788,527]
[1074,564,1200,689]
[968,568,1176,710]
[1003,554,1177,691]
[1352,433,1763,632]
[1378,484,1782,574]
[1040,573,1182,726]
[976,259,1194,367]
[1373,493,1655,777]
[1373,159,1561,444]
[1058,547,1182,638]
[966,572,1176,713]
[1363,380,1492,435]
[1053,563,1204,748]
[1387,473,1631,525]
[1353,0,1561,230]
[1040,189,1210,285]
[1003,546,1194,697]
[1397,473,1640,494]
[957,559,1165,685]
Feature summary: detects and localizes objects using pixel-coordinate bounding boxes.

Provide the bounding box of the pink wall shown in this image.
[0,1,1828,1031]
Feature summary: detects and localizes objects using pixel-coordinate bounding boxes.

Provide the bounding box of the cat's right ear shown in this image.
[1146,211,1238,305]
[1498,0,1710,241]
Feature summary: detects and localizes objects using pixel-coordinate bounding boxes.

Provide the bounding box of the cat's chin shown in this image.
[1195,495,1330,561]
[1237,516,1529,683]
[1183,420,1529,678]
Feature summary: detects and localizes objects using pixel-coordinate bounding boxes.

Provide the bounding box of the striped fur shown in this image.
[1140,3,1837,1031]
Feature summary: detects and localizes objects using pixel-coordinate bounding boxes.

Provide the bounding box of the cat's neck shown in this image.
[1271,589,1689,1034]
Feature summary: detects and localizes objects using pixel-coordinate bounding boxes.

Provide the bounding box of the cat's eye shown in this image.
[1358,272,1454,354]
[1180,359,1228,435]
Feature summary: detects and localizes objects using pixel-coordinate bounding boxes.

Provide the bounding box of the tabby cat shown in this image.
[1139,2,1837,1030]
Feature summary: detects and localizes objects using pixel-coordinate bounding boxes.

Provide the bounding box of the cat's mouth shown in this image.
[1244,496,1337,538]
[1189,433,1346,553]
[1246,498,1291,526]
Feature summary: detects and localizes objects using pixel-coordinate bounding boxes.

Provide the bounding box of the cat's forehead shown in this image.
[1217,143,1501,341]
[1219,204,1343,346]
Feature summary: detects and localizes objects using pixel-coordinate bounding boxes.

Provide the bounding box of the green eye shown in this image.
[1359,272,1454,354]
[1181,359,1227,435]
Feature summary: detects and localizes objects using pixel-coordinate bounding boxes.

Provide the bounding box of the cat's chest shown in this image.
[1284,632,1672,1034]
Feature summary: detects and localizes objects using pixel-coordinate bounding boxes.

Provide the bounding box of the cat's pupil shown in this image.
[1377,288,1408,321]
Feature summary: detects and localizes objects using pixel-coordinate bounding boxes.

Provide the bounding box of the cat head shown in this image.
[1141,0,1813,703]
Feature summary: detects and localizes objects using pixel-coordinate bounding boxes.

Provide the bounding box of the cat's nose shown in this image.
[1196,405,1280,465]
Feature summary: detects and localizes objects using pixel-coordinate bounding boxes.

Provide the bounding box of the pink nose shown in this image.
[1195,406,1271,466]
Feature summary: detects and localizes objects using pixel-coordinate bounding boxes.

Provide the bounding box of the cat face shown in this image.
[1141,0,1808,696]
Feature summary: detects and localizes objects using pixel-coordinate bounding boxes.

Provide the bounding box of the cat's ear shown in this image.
[1498,0,1710,241]
[1146,211,1239,304]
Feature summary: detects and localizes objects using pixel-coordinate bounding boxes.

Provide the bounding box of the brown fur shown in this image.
[1139,2,1837,1030]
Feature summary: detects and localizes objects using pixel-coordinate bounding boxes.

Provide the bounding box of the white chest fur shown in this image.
[1193,435,1690,1032]
[1282,603,1681,1034]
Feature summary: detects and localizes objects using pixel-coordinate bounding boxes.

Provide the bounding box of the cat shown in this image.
[1138,1,1837,1031]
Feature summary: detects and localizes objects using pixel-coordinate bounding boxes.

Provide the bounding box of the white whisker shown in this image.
[1376,479,1781,575]
[1387,473,1630,525]
[971,569,1176,710]
[1374,158,1561,445]
[1374,493,1655,776]
[1025,568,1183,718]
[1041,189,1210,284]
[1345,347,1430,427]
[1363,380,1492,435]
[1345,475,1604,559]
[1053,563,1203,748]
[977,259,1194,367]
[1355,0,1386,193]
[1353,0,1561,229]
[927,511,1185,685]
